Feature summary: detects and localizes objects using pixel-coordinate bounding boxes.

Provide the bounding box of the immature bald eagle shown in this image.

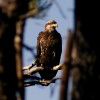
[36,20,62,80]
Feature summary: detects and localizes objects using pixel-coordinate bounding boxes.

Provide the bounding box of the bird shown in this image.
[36,20,62,80]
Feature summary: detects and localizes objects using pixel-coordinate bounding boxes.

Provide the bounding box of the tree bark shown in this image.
[0,10,24,100]
[70,1,100,100]
[59,30,73,100]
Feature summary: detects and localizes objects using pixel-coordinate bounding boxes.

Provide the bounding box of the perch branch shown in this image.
[23,63,63,75]
[22,60,36,70]
[53,64,63,70]
[24,77,61,87]
[24,66,44,75]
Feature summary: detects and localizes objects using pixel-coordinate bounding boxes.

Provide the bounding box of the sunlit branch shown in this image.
[53,64,63,70]
[22,60,36,70]
[24,66,44,75]
[23,63,63,75]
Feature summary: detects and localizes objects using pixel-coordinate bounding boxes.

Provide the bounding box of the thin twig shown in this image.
[22,60,36,70]
[54,0,66,19]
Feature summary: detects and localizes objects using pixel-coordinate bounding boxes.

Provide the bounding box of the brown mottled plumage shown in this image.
[36,20,62,80]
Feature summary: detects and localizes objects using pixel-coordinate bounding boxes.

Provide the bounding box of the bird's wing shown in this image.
[36,32,43,61]
[52,32,62,63]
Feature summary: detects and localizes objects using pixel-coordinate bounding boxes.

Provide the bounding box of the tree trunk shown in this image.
[71,1,100,100]
[0,10,24,100]
[60,1,100,100]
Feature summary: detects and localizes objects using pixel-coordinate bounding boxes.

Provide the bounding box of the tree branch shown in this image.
[23,63,63,75]
[53,64,63,70]
[22,60,36,70]
[24,66,44,75]
[23,61,63,87]
[24,77,61,87]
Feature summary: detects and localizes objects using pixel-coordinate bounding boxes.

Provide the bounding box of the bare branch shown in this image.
[22,43,36,58]
[23,63,63,76]
[24,66,44,75]
[54,0,66,19]
[19,0,53,20]
[19,8,39,19]
[22,60,36,70]
[53,64,63,70]
[24,77,61,87]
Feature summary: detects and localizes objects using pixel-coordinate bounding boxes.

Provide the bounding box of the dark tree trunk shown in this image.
[60,1,100,100]
[0,9,24,100]
[71,1,100,100]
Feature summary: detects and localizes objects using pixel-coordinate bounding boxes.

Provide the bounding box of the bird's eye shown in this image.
[54,22,57,24]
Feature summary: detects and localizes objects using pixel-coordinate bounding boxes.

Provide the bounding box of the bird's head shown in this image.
[45,20,58,32]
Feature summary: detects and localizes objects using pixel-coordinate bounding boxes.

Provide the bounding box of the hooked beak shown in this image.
[51,23,58,27]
